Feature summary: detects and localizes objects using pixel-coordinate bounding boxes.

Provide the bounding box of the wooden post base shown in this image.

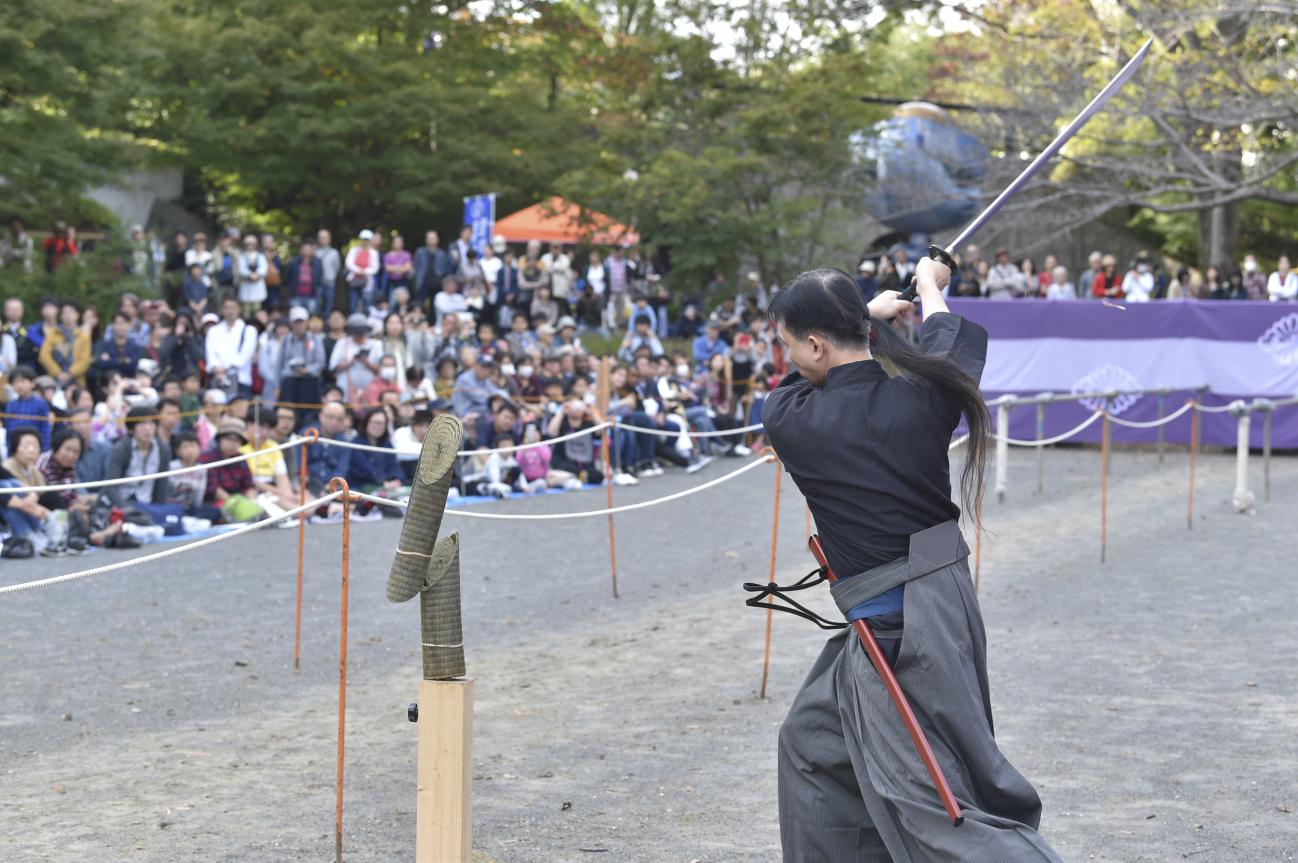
[417,678,473,863]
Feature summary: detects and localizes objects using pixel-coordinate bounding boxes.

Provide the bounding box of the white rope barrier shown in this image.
[0,491,344,596]
[1000,410,1104,447]
[1106,401,1196,429]
[1193,400,1248,414]
[0,439,301,496]
[949,434,969,450]
[347,455,777,521]
[614,420,765,439]
[314,422,613,457]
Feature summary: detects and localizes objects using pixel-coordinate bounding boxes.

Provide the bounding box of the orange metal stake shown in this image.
[326,477,352,863]
[1187,401,1199,531]
[295,428,317,670]
[759,458,782,700]
[602,427,619,599]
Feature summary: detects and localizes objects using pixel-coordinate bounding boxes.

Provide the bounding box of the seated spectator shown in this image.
[195,389,226,450]
[392,409,432,482]
[474,399,521,451]
[348,408,403,492]
[65,408,108,484]
[515,423,558,492]
[302,402,354,494]
[1,427,65,555]
[675,303,703,340]
[38,301,91,388]
[198,418,260,522]
[92,312,142,387]
[619,314,664,362]
[546,399,604,489]
[693,322,729,366]
[242,414,298,511]
[36,426,122,552]
[452,354,505,418]
[104,406,173,508]
[3,366,52,450]
[166,430,219,524]
[362,354,402,407]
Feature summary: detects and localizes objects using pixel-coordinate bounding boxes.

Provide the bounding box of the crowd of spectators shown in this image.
[853,243,1298,303]
[0,223,773,559]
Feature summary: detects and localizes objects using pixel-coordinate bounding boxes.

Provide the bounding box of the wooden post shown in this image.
[995,399,1010,503]
[1034,399,1046,495]
[416,679,474,863]
[1099,410,1110,564]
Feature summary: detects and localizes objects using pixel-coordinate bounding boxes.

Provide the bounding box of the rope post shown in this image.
[759,456,782,700]
[326,477,352,863]
[1261,401,1273,503]
[295,429,317,671]
[597,357,618,598]
[1100,408,1110,564]
[1231,402,1253,513]
[995,398,1011,503]
[1156,390,1167,464]
[1187,400,1199,531]
[1034,394,1050,495]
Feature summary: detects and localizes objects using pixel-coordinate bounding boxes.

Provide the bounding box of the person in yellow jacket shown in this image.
[38,301,92,388]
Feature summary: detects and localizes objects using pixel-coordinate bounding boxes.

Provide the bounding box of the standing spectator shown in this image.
[384,234,413,300]
[413,230,452,315]
[283,238,324,314]
[1219,270,1249,300]
[1077,251,1102,302]
[985,247,1025,299]
[708,296,743,343]
[449,225,473,274]
[1044,266,1075,301]
[855,260,877,301]
[604,246,634,330]
[1201,265,1224,299]
[1019,257,1040,297]
[185,232,213,293]
[316,229,341,315]
[4,367,52,450]
[181,262,210,318]
[257,318,289,408]
[260,234,283,309]
[92,313,142,386]
[104,406,173,507]
[518,242,547,313]
[574,284,605,336]
[2,298,39,369]
[237,235,269,318]
[0,218,34,273]
[891,247,913,283]
[379,313,413,387]
[278,305,326,417]
[344,230,380,313]
[530,284,560,327]
[43,221,78,272]
[1267,256,1297,301]
[542,243,574,303]
[39,302,91,388]
[1242,255,1267,301]
[478,242,504,297]
[1122,259,1157,303]
[1091,254,1124,300]
[160,313,204,380]
[1167,266,1196,300]
[452,355,504,418]
[874,256,898,294]
[330,313,380,405]
[1037,254,1058,295]
[209,234,239,305]
[205,298,257,397]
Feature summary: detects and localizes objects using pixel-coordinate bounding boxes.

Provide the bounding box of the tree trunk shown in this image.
[1196,141,1242,270]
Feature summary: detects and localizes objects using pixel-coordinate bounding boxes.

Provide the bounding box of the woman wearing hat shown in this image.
[197,417,260,522]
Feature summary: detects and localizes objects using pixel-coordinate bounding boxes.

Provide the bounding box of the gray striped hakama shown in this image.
[777,554,1063,862]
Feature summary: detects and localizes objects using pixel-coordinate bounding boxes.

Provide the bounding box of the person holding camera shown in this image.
[277,306,326,422]
[329,313,380,406]
[237,235,269,318]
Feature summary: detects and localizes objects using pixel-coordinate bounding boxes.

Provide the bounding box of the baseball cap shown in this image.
[288,306,309,322]
[358,229,374,241]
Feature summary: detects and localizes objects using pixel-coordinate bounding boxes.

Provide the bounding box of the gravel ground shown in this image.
[1,446,1295,862]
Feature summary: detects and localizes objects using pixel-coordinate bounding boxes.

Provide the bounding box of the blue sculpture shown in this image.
[855,102,987,254]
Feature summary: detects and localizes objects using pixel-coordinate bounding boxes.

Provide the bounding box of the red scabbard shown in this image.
[808,534,965,827]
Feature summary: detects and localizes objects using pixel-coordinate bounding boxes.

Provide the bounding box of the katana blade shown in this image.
[899,37,1154,300]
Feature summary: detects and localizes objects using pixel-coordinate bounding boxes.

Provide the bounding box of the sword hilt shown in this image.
[896,244,957,304]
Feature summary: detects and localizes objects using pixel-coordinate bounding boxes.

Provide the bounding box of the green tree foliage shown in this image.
[0,0,144,220]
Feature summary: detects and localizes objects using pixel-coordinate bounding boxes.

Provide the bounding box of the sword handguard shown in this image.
[896,244,957,304]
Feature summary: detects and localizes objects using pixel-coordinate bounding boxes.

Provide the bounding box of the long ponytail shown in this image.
[769,267,989,522]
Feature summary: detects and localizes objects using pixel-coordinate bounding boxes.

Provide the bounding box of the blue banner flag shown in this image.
[462,193,496,254]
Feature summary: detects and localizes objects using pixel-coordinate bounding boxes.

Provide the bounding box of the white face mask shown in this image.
[379,367,397,381]
[500,363,516,376]
[675,364,690,378]
[518,365,534,377]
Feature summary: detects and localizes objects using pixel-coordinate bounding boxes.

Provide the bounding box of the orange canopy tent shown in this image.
[493,196,640,246]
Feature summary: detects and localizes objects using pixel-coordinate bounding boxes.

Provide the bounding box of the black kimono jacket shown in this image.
[763,312,988,579]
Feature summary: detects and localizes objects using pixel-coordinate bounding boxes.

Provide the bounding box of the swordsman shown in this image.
[761,260,1062,862]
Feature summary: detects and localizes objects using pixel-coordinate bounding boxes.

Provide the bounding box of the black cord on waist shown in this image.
[742,567,848,630]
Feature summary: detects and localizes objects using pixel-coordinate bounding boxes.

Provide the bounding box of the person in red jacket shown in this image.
[1091,253,1124,299]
